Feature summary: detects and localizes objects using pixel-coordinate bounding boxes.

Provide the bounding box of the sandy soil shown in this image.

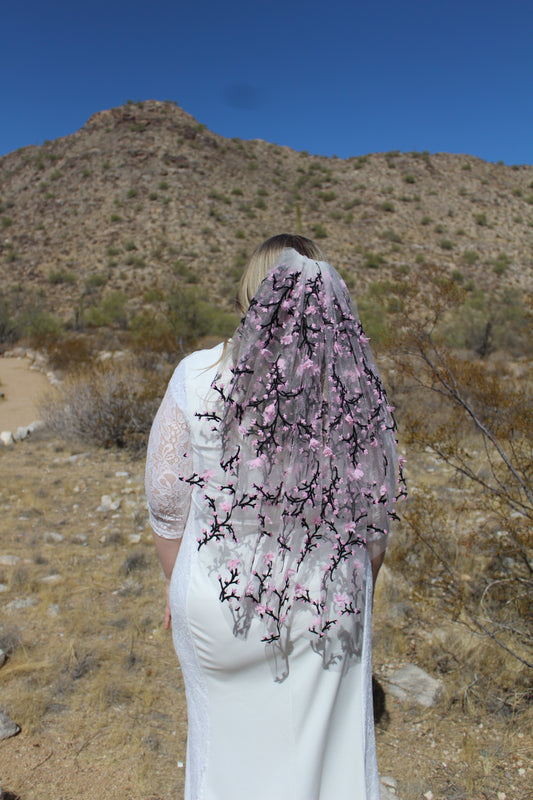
[0,358,52,432]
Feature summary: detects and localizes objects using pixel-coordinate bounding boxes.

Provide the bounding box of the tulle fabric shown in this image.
[186,249,406,679]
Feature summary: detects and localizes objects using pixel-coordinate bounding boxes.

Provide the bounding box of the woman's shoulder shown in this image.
[178,341,227,374]
[166,342,227,405]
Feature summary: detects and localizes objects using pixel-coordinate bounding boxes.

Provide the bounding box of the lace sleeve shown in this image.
[145,368,192,540]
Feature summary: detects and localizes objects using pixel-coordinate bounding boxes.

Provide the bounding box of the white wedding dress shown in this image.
[146,342,381,800]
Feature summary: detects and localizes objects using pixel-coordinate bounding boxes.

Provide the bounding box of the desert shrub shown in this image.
[344,198,362,210]
[492,252,512,275]
[48,270,77,285]
[84,292,128,328]
[363,251,385,270]
[423,277,533,357]
[439,239,454,250]
[39,360,164,450]
[166,286,240,349]
[357,294,390,346]
[16,306,63,347]
[311,223,328,239]
[317,191,336,202]
[128,310,177,354]
[45,333,95,370]
[382,229,402,243]
[474,212,488,226]
[0,292,18,343]
[462,249,479,265]
[125,254,145,268]
[380,200,395,212]
[85,273,107,290]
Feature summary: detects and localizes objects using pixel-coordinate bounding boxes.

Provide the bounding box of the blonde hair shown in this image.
[236,234,324,313]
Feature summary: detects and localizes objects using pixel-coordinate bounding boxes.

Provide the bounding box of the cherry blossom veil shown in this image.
[194,248,405,679]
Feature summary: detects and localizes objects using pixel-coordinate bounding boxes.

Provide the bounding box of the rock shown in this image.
[47,604,61,617]
[387,664,443,707]
[14,426,31,441]
[0,555,20,567]
[28,419,45,433]
[5,597,38,611]
[39,574,62,585]
[380,781,398,799]
[381,776,398,791]
[0,648,6,667]
[128,533,141,544]
[387,601,413,622]
[0,432,15,447]
[0,584,8,593]
[0,711,21,741]
[44,531,65,544]
[66,452,90,463]
[5,347,26,358]
[72,533,88,544]
[97,494,121,512]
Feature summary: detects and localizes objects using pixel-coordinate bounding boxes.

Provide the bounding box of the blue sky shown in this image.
[1,0,532,163]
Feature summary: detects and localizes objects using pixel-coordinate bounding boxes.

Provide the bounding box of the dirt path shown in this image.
[0,358,51,431]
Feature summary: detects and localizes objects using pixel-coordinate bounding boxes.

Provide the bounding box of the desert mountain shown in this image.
[0,99,532,329]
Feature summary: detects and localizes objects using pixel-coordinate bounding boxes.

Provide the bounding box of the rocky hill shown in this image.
[1,99,532,330]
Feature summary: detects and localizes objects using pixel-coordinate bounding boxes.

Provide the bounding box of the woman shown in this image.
[145,234,405,800]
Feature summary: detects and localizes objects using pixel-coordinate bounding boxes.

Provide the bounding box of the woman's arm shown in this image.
[370,549,386,598]
[152,534,181,629]
[145,369,192,626]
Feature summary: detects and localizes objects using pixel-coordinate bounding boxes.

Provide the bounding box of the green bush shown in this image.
[85,274,107,290]
[462,249,479,265]
[125,254,145,267]
[166,286,240,347]
[311,223,328,239]
[439,239,454,251]
[16,306,63,346]
[363,251,386,269]
[317,191,336,202]
[48,270,77,285]
[492,252,511,275]
[344,198,362,210]
[0,292,18,343]
[380,201,395,213]
[84,292,128,328]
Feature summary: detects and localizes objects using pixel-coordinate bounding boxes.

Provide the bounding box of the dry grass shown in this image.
[1,411,531,799]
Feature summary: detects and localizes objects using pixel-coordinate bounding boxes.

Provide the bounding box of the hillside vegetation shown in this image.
[0,99,532,359]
